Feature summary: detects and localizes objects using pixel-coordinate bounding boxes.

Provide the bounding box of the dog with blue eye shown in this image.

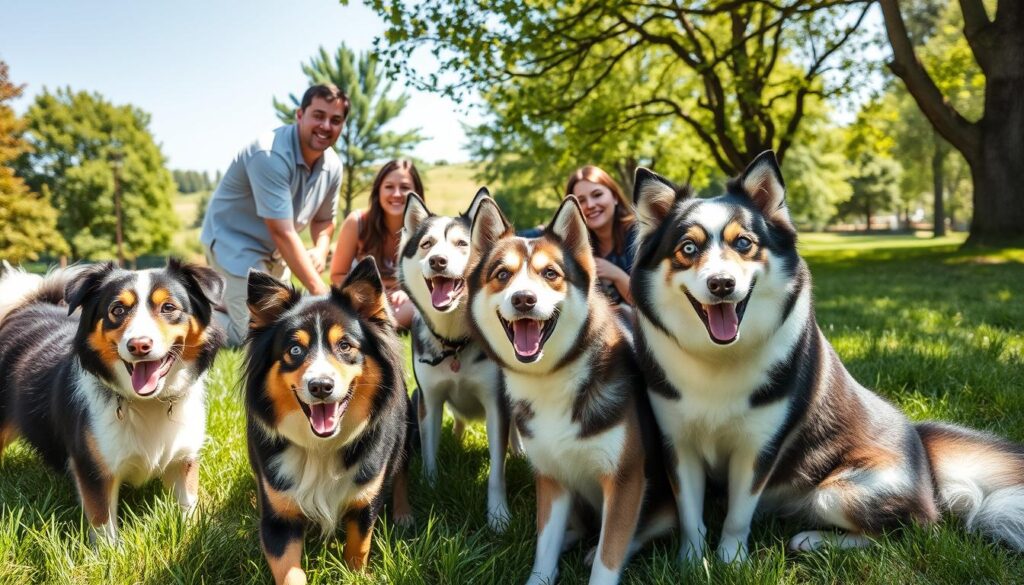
[243,257,411,584]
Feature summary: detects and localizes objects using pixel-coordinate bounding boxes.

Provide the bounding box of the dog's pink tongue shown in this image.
[707,303,739,342]
[130,360,162,395]
[309,402,339,436]
[430,278,457,308]
[512,319,542,356]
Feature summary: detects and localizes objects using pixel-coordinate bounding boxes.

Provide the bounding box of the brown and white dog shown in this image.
[0,260,225,542]
[244,258,410,585]
[468,196,676,585]
[631,151,1024,562]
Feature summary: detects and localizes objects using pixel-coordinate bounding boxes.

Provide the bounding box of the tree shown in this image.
[880,0,1024,244]
[274,44,424,216]
[841,155,902,231]
[18,88,179,261]
[369,0,873,176]
[0,61,67,263]
[465,48,711,226]
[781,123,852,231]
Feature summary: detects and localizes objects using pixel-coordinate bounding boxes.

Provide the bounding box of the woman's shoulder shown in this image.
[342,208,368,229]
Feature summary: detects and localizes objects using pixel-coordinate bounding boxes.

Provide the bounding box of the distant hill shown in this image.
[418,162,488,216]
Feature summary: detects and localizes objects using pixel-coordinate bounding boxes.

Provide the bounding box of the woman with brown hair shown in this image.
[566,165,637,305]
[330,159,423,328]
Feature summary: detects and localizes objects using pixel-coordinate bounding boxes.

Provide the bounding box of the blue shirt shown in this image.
[200,125,342,277]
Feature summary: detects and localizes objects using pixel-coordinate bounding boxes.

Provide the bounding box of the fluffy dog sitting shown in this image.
[631,151,1024,562]
[0,260,224,542]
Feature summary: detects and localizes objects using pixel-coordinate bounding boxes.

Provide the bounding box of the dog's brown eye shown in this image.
[338,341,352,352]
[161,302,178,313]
[420,239,433,250]
[456,240,469,247]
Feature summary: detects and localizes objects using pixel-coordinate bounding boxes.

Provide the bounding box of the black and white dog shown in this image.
[631,151,1024,562]
[0,260,224,542]
[399,189,516,531]
[469,196,676,584]
[244,258,410,582]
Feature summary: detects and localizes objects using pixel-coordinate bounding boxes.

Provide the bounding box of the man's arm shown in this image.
[307,218,335,273]
[264,218,329,295]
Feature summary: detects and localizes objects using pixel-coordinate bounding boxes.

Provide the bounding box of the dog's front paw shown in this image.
[393,510,415,529]
[487,502,511,533]
[716,536,749,564]
[678,542,704,565]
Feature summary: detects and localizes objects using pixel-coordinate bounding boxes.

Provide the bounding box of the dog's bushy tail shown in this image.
[0,262,51,324]
[918,421,1024,550]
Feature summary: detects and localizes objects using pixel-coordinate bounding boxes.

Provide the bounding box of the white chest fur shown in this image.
[505,358,626,507]
[78,372,207,486]
[640,304,806,471]
[268,444,366,534]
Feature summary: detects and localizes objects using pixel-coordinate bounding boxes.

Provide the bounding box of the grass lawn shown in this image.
[2,233,1023,584]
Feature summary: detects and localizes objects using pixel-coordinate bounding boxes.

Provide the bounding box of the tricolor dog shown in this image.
[468,196,676,585]
[399,189,515,531]
[631,151,1024,562]
[0,260,224,542]
[244,258,410,584]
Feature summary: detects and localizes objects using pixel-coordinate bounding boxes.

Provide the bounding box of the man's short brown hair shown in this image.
[299,84,350,119]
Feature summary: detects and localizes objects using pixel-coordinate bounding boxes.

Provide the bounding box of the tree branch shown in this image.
[879,0,980,158]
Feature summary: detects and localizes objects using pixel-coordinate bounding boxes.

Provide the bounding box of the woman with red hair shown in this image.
[566,165,637,305]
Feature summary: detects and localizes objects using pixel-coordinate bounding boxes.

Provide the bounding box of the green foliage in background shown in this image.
[0,61,67,263]
[172,169,214,194]
[17,88,178,261]
[274,44,424,216]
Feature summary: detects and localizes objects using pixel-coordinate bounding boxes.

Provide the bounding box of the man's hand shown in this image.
[308,247,328,273]
[264,218,329,295]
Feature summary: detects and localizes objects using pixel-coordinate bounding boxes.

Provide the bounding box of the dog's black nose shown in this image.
[308,378,334,399]
[511,291,537,312]
[707,275,735,298]
[127,337,153,356]
[429,255,448,271]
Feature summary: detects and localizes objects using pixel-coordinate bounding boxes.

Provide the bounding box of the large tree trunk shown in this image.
[932,131,946,237]
[881,0,1024,245]
[967,70,1024,244]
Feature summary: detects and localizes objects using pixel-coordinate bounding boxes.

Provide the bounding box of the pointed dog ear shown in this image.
[334,257,392,324]
[168,258,225,325]
[65,262,116,315]
[547,196,595,275]
[247,270,300,330]
[465,187,491,221]
[403,192,431,236]
[470,197,512,253]
[633,167,682,240]
[740,150,792,230]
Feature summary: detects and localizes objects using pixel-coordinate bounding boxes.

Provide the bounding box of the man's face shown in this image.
[296,96,346,155]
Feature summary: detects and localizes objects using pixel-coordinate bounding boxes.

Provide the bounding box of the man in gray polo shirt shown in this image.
[201,84,348,346]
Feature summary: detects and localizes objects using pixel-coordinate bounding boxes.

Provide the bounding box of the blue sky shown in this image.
[2,0,475,174]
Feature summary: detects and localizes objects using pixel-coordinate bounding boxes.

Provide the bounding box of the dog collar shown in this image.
[418,329,470,372]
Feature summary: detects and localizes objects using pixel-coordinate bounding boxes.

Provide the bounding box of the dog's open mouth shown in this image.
[123,353,176,396]
[425,276,465,310]
[294,388,353,438]
[498,313,558,363]
[685,284,755,345]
